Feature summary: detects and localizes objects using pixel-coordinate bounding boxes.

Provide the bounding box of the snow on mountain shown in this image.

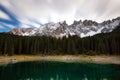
[9,17,120,38]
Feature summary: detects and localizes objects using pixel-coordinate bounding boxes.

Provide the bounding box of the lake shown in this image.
[0,61,120,80]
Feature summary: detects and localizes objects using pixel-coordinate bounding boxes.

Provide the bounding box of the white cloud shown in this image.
[0,0,120,28]
[0,25,4,29]
[0,10,10,20]
[0,22,15,29]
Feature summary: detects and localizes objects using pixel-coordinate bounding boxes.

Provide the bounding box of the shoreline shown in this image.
[0,55,120,65]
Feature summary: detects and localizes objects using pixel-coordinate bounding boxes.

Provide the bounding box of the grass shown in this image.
[0,55,120,65]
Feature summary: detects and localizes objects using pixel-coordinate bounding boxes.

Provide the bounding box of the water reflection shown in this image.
[0,61,120,80]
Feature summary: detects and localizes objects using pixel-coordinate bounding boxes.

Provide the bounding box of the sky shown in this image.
[0,0,120,32]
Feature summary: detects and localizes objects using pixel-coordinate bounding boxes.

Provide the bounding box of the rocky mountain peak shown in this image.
[9,17,120,37]
[83,20,98,26]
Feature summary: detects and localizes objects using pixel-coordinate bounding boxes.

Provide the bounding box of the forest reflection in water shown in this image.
[0,61,120,80]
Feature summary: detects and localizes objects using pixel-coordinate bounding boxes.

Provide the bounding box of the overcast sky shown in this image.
[0,0,120,32]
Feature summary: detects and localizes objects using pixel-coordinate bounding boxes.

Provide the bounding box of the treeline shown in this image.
[0,27,120,55]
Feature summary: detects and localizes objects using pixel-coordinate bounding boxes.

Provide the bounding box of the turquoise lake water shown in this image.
[0,61,120,80]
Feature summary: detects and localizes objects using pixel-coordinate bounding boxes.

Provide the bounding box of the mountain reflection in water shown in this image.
[0,61,120,80]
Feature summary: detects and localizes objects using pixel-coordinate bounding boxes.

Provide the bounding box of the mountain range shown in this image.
[9,17,120,38]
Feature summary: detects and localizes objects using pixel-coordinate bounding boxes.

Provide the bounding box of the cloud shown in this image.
[0,22,15,32]
[0,4,20,28]
[0,0,120,32]
[0,10,10,20]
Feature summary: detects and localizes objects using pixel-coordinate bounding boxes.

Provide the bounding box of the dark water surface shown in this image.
[0,61,120,80]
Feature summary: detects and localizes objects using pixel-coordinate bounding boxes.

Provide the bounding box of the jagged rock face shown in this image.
[100,17,120,33]
[9,17,120,37]
[9,28,33,36]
